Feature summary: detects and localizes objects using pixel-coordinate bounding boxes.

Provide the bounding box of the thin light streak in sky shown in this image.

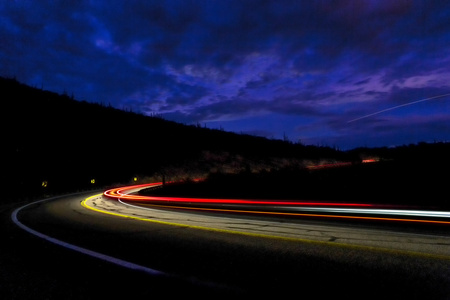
[348,93,450,123]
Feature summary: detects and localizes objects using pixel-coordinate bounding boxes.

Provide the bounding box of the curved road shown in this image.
[6,188,450,299]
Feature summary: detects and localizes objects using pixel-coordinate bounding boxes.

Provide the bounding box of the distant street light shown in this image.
[42,181,48,188]
[91,179,96,184]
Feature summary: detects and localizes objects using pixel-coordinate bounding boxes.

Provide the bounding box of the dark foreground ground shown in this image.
[2,193,450,300]
[0,197,227,299]
[3,145,449,299]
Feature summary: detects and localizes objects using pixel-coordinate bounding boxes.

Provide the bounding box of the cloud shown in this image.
[1,0,450,148]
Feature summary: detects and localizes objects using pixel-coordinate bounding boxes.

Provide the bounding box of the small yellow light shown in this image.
[133,177,138,182]
[42,181,48,188]
[91,179,96,184]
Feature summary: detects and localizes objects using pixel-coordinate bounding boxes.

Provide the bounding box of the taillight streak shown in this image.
[103,182,450,224]
[104,182,373,207]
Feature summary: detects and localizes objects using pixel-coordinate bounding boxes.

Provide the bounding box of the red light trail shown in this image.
[104,182,373,207]
[103,182,450,225]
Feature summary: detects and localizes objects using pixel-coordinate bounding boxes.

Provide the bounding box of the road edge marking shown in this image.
[12,193,168,277]
[12,192,239,293]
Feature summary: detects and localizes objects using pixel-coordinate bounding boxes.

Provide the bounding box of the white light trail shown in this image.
[348,93,450,123]
[289,207,450,218]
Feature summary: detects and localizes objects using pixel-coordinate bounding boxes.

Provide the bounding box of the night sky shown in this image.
[2,1,450,149]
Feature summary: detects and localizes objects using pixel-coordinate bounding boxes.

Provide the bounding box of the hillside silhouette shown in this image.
[1,76,348,202]
[2,76,449,208]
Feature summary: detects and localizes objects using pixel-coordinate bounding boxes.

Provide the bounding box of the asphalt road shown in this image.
[4,191,450,299]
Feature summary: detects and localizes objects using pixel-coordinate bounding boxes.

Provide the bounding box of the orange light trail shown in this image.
[119,201,450,225]
[104,183,450,225]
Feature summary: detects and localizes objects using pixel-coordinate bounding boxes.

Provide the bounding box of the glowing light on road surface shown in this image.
[103,183,450,225]
[306,162,352,169]
[362,159,377,163]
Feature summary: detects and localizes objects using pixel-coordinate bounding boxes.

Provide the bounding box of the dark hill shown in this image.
[3,76,448,207]
[1,76,347,202]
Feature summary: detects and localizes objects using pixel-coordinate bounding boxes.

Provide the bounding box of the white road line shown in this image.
[11,193,167,277]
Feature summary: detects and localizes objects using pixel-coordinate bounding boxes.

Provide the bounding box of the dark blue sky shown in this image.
[2,1,450,149]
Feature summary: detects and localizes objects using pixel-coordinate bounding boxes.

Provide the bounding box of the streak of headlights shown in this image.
[290,207,450,218]
[103,183,450,225]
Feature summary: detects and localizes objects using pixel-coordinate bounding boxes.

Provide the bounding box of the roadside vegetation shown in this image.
[141,143,450,209]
